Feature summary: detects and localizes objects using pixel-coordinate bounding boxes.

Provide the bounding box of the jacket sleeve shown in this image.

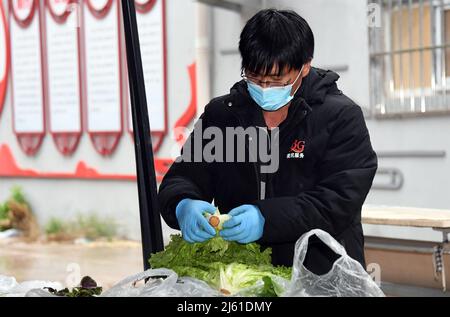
[255,105,378,245]
[158,111,216,230]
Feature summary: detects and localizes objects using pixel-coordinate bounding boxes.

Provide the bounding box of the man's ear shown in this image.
[302,61,312,78]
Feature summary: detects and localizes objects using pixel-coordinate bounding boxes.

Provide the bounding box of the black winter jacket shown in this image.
[158,68,377,274]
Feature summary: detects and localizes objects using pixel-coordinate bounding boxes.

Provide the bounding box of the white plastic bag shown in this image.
[284,229,384,297]
[101,269,222,297]
[0,276,18,296]
[25,289,59,297]
[0,275,62,297]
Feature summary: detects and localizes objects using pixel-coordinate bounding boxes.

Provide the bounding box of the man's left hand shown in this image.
[220,205,265,244]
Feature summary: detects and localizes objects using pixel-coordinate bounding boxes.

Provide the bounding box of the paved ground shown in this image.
[0,239,143,290]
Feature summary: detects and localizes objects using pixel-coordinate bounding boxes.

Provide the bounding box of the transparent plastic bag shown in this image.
[25,289,58,297]
[0,275,62,297]
[0,276,18,296]
[234,274,290,297]
[284,229,385,297]
[102,268,291,298]
[101,269,222,297]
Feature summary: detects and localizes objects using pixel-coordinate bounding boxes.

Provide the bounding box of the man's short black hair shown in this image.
[239,9,315,77]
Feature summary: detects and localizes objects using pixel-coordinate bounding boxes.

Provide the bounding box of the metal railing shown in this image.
[369,0,450,117]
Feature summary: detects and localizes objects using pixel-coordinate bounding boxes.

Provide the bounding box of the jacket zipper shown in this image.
[225,107,262,200]
[225,99,311,201]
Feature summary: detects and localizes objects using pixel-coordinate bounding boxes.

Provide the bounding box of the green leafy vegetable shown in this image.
[217,263,288,297]
[150,235,273,268]
[149,235,292,297]
[45,276,102,297]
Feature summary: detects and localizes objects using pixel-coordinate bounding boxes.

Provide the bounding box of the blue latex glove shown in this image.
[176,199,217,244]
[220,205,265,244]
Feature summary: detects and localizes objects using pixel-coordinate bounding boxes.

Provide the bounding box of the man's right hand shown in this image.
[176,199,217,243]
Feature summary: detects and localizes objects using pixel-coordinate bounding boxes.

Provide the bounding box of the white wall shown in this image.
[210,6,243,97]
[266,0,372,109]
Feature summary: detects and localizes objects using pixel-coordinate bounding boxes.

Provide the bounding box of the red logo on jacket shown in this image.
[287,140,305,159]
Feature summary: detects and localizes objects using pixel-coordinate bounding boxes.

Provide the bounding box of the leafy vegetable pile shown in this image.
[45,276,102,297]
[149,235,292,297]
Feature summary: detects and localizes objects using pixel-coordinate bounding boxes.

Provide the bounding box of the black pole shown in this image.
[121,0,164,270]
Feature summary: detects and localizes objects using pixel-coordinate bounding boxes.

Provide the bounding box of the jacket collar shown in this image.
[229,67,340,107]
[227,81,311,129]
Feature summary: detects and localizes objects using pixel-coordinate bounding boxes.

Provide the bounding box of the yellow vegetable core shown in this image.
[209,216,221,228]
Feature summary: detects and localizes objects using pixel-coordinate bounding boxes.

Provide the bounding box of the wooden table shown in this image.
[362,206,450,292]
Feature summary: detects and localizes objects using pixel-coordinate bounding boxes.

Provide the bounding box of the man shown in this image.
[158,9,377,274]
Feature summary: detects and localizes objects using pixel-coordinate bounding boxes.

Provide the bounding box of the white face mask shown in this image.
[246,66,304,112]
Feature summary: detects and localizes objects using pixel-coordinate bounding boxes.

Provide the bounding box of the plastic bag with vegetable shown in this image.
[148,234,291,297]
[146,228,383,297]
[101,269,222,297]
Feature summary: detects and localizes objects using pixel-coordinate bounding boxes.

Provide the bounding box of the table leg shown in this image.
[433,230,450,292]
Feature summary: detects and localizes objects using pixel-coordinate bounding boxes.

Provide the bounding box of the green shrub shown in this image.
[45,214,118,241]
[10,186,26,205]
[45,217,68,235]
[76,214,118,241]
[0,186,27,221]
[0,203,8,220]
